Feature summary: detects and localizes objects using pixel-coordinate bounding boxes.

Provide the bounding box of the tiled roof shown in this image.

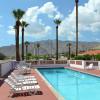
[80,50,100,55]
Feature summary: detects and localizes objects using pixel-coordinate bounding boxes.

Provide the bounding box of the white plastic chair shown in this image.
[86,63,93,69]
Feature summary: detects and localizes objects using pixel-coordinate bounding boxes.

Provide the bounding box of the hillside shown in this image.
[0,40,100,57]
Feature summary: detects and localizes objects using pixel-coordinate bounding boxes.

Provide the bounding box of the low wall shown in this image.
[27,60,67,66]
[0,60,67,76]
[32,64,67,68]
[69,60,85,69]
[0,59,100,77]
[69,60,100,69]
[0,61,12,77]
[84,61,99,69]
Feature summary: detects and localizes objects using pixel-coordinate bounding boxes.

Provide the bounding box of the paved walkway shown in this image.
[65,66,100,77]
[0,69,58,100]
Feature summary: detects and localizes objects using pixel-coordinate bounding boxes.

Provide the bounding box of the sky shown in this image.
[0,0,100,47]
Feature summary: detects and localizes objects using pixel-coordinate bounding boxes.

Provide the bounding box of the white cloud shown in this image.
[39,2,63,19]
[8,2,63,40]
[59,0,100,40]
[7,26,14,35]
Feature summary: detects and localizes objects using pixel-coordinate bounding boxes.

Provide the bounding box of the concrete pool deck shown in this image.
[1,66,100,100]
[65,66,100,77]
[0,69,58,100]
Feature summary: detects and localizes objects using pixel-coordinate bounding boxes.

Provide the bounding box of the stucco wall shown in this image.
[69,60,85,69]
[0,61,12,76]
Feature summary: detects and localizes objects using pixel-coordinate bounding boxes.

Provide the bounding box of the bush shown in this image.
[71,53,75,58]
[74,55,84,60]
[95,54,100,60]
[74,55,92,60]
[26,53,33,60]
[32,55,49,60]
[0,53,6,60]
[83,55,92,60]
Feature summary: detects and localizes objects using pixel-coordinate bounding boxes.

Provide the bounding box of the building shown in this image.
[80,50,100,55]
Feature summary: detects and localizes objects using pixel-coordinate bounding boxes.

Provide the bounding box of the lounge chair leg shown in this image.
[8,90,12,97]
[28,91,32,96]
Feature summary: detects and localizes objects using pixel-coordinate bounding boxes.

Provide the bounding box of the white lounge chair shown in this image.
[15,62,31,74]
[11,72,35,80]
[5,79,40,96]
[8,75,38,85]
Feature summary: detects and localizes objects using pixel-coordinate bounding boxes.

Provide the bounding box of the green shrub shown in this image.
[74,55,92,60]
[0,53,6,60]
[32,55,49,60]
[83,55,92,60]
[71,53,75,58]
[26,53,33,60]
[74,55,84,60]
[95,54,100,60]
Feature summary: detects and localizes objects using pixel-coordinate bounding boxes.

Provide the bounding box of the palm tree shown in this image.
[25,41,30,59]
[21,21,29,60]
[36,43,40,56]
[13,9,25,61]
[67,43,72,60]
[75,0,79,56]
[13,25,17,43]
[54,19,61,60]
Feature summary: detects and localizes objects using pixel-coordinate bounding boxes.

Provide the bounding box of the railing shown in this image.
[39,60,54,64]
[69,60,100,69]
[70,60,75,64]
[76,61,82,65]
[85,61,98,66]
[26,60,67,65]
[55,60,67,64]
[84,61,99,69]
[69,60,84,69]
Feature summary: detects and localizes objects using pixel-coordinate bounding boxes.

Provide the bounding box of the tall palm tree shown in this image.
[13,9,25,61]
[25,41,30,59]
[21,21,29,60]
[36,43,40,56]
[54,19,61,60]
[67,43,72,60]
[75,0,79,56]
[13,25,17,43]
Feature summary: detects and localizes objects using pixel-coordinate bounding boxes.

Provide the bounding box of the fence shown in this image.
[1,59,100,77]
[26,60,67,65]
[69,60,100,69]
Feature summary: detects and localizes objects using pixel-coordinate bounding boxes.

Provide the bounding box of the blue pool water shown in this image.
[39,68,100,100]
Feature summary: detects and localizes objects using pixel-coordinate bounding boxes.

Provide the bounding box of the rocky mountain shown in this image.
[0,40,100,57]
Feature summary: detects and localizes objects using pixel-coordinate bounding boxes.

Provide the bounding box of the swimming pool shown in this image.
[39,68,100,100]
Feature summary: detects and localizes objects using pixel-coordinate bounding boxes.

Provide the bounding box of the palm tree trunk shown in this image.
[26,45,28,60]
[56,26,58,60]
[38,47,39,56]
[16,21,20,61]
[68,44,71,60]
[76,1,78,56]
[22,28,24,60]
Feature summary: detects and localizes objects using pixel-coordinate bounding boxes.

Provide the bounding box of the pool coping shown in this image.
[35,69,64,100]
[65,67,100,78]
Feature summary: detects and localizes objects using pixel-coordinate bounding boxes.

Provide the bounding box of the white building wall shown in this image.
[1,61,12,76]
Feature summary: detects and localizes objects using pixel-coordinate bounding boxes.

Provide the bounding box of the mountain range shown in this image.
[0,40,100,57]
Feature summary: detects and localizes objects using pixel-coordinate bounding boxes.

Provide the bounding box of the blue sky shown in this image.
[0,0,100,47]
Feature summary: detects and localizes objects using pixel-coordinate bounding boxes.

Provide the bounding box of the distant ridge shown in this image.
[0,40,100,57]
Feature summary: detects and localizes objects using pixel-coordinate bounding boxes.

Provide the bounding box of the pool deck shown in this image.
[65,66,100,77]
[0,69,58,100]
[1,66,100,100]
